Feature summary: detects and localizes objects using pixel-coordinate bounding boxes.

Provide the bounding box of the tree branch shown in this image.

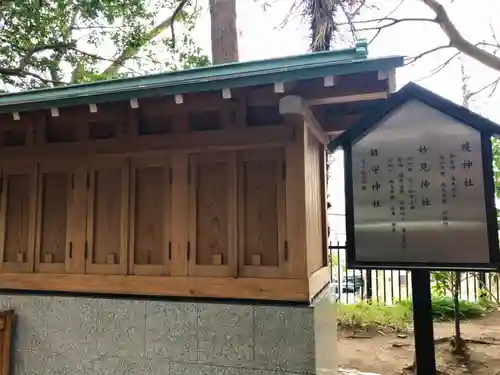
[467,76,500,100]
[343,16,435,26]
[405,44,452,65]
[351,17,436,32]
[17,42,76,71]
[414,50,461,82]
[102,0,189,78]
[422,0,500,72]
[0,42,75,77]
[341,16,436,44]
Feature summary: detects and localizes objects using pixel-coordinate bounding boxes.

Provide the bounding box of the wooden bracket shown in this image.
[278,95,328,144]
[106,254,116,265]
[44,253,53,263]
[212,254,222,265]
[251,254,262,266]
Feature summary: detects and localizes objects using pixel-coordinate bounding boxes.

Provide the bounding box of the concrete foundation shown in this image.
[0,286,337,375]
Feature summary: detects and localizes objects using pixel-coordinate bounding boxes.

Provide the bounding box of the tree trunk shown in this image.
[209,0,239,64]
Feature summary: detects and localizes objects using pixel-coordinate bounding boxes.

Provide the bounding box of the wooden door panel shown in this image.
[129,154,171,275]
[86,156,129,274]
[35,160,76,273]
[238,148,287,278]
[0,162,37,273]
[188,152,237,277]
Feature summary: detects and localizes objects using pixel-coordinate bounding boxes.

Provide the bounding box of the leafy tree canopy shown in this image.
[0,0,210,90]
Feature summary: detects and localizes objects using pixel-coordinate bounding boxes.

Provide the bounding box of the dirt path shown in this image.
[338,311,500,374]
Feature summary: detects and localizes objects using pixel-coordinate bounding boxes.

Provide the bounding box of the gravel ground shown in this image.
[340,369,379,375]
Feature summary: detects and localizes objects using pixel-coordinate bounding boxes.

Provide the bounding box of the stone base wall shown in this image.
[0,289,336,375]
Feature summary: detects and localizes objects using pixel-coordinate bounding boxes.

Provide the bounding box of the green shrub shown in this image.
[397,296,486,320]
[337,301,412,331]
[338,297,487,331]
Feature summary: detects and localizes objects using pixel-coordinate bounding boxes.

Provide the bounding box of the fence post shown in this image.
[365,269,372,302]
[478,272,487,300]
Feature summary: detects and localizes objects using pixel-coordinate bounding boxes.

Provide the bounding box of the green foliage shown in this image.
[399,296,486,320]
[338,297,487,332]
[492,137,500,218]
[330,253,339,267]
[0,0,209,89]
[431,270,455,296]
[338,301,413,332]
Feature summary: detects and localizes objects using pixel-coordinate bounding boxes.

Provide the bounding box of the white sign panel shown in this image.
[351,100,490,265]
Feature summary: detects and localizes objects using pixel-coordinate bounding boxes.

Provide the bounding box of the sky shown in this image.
[190,0,500,239]
[192,0,500,117]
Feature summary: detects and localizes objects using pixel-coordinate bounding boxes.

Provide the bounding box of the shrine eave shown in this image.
[0,40,403,114]
[328,82,500,152]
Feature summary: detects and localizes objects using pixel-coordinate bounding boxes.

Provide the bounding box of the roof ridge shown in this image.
[0,43,367,99]
[0,48,404,114]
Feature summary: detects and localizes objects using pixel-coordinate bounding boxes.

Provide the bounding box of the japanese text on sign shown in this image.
[350,100,489,265]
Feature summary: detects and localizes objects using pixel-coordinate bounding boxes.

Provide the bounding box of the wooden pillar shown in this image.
[280,95,331,298]
[280,101,308,279]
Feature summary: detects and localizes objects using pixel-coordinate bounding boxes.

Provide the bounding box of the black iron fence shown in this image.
[329,242,500,304]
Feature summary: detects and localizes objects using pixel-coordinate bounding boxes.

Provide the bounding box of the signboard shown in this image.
[331,84,500,270]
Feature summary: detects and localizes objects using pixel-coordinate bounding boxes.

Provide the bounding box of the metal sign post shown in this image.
[328,83,500,375]
[412,270,436,374]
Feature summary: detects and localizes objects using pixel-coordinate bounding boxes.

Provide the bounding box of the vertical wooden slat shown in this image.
[234,94,247,128]
[237,148,286,278]
[128,160,137,274]
[319,147,329,267]
[187,152,237,277]
[25,121,35,146]
[0,169,6,270]
[0,162,37,273]
[172,107,189,134]
[227,151,238,277]
[162,162,171,275]
[35,116,46,145]
[187,156,197,272]
[75,119,90,141]
[278,158,287,267]
[305,130,324,275]
[285,122,308,279]
[85,156,129,275]
[129,153,171,275]
[170,152,189,276]
[68,169,87,274]
[120,159,130,274]
[34,160,74,273]
[85,168,95,271]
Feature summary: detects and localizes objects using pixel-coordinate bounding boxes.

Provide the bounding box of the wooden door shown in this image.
[188,152,237,277]
[34,160,76,273]
[0,162,37,273]
[237,148,287,278]
[85,156,129,275]
[129,153,171,275]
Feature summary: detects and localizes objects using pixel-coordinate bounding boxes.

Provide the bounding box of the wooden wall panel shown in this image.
[188,152,237,277]
[305,130,327,275]
[0,162,36,272]
[35,161,74,273]
[129,154,171,275]
[86,156,129,274]
[285,123,308,278]
[238,148,287,278]
[170,153,189,276]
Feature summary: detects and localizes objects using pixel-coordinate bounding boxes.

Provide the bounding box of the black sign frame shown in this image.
[328,83,500,270]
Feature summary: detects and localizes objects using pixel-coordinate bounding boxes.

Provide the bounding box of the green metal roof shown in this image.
[0,40,403,114]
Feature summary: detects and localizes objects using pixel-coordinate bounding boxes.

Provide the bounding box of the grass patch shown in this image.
[338,301,412,331]
[338,297,488,332]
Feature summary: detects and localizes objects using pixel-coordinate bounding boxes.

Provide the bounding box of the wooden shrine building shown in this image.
[0,41,403,375]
